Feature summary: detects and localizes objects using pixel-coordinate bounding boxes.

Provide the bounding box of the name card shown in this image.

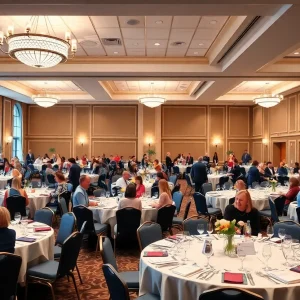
[237,242,256,256]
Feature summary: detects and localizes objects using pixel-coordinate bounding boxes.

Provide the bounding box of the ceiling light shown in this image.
[210,20,218,25]
[0,17,77,68]
[113,51,119,54]
[154,42,160,46]
[294,52,299,55]
[32,90,59,108]
[155,20,163,24]
[127,19,140,26]
[254,94,282,108]
[139,82,166,108]
[198,43,204,46]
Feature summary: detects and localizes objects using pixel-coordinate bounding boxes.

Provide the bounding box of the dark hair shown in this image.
[234,158,238,164]
[156,172,164,180]
[252,160,259,166]
[154,159,159,164]
[135,175,143,184]
[68,158,76,164]
[295,162,299,167]
[125,184,136,198]
[55,171,65,181]
[266,161,272,165]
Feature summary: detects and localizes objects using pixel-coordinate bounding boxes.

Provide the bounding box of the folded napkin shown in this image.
[224,272,244,284]
[172,265,202,277]
[16,237,36,243]
[148,257,176,265]
[143,251,168,257]
[152,240,175,248]
[34,227,51,232]
[290,265,300,273]
[269,237,281,243]
[269,270,300,284]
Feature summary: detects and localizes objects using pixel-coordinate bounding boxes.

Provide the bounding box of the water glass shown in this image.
[207,221,214,235]
[197,224,205,235]
[202,240,213,268]
[106,191,110,198]
[282,243,292,266]
[14,212,21,224]
[181,240,190,264]
[37,182,41,188]
[278,229,285,243]
[266,225,274,239]
[262,244,272,270]
[236,247,246,271]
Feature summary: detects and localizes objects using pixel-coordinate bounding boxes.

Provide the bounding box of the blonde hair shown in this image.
[158,179,171,198]
[11,177,22,190]
[0,207,11,228]
[234,190,253,213]
[12,169,21,178]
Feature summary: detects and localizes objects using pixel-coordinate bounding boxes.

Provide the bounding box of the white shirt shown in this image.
[34,158,43,164]
[115,177,129,189]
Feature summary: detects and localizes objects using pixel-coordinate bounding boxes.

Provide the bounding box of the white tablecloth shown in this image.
[207,174,227,190]
[0,188,51,217]
[205,187,289,214]
[176,164,192,173]
[12,222,55,283]
[138,169,157,176]
[90,197,158,236]
[64,173,99,184]
[287,202,298,223]
[0,175,13,189]
[140,237,300,300]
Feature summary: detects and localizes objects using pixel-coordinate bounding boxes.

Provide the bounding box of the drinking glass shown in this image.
[262,244,272,271]
[28,182,32,189]
[37,181,41,188]
[278,229,285,243]
[197,224,205,235]
[207,221,214,235]
[106,191,110,198]
[266,225,274,239]
[181,240,190,264]
[202,240,213,268]
[14,212,21,224]
[236,247,246,271]
[282,243,292,266]
[291,239,300,261]
[21,216,29,235]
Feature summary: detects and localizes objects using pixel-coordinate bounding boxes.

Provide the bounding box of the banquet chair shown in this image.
[278,176,289,186]
[156,205,176,235]
[59,191,71,212]
[6,195,27,220]
[168,175,178,186]
[171,183,181,196]
[229,197,235,205]
[47,174,56,188]
[67,183,73,192]
[202,183,212,195]
[274,221,300,240]
[137,222,163,251]
[102,264,160,300]
[25,232,83,300]
[173,200,192,230]
[34,207,54,227]
[240,167,246,177]
[199,287,263,300]
[184,174,195,195]
[172,191,183,216]
[193,193,222,220]
[186,166,191,174]
[73,205,107,253]
[0,252,22,300]
[151,186,159,198]
[173,166,180,175]
[93,188,105,197]
[183,215,208,235]
[114,208,141,254]
[100,237,139,292]
[217,176,229,188]
[259,197,289,224]
[58,197,68,215]
[297,207,300,223]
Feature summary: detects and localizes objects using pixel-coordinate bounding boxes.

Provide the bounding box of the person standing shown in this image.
[190,157,208,193]
[26,149,35,165]
[213,152,219,165]
[203,153,210,164]
[241,150,252,165]
[165,152,173,173]
[68,158,81,192]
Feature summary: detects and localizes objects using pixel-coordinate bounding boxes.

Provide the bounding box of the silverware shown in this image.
[205,270,219,280]
[196,269,211,279]
[246,272,255,285]
[255,272,280,284]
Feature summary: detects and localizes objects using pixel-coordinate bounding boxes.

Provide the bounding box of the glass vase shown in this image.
[224,234,236,257]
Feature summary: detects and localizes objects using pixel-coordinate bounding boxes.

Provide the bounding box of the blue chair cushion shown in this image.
[259,210,271,217]
[207,207,221,215]
[54,245,61,259]
[94,222,108,235]
[137,293,160,300]
[27,260,59,280]
[172,217,183,225]
[119,271,139,289]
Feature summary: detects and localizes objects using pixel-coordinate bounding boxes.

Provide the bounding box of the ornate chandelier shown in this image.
[253,83,283,108]
[0,16,77,68]
[139,83,166,108]
[32,90,59,108]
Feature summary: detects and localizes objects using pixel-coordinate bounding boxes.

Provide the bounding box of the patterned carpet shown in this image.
[20,179,195,300]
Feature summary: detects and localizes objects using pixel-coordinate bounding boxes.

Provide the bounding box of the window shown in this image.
[13,104,22,160]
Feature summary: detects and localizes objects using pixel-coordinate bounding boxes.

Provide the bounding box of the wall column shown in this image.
[137,103,144,159]
[155,106,162,161]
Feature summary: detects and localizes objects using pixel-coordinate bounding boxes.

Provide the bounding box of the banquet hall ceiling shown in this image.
[0,1,300,105]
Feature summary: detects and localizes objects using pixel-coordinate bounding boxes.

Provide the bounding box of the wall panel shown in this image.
[288,95,297,133]
[28,140,72,158]
[289,140,296,166]
[162,141,206,158]
[92,140,136,158]
[252,106,263,137]
[143,106,156,153]
[269,100,288,135]
[228,141,249,162]
[3,99,12,157]
[228,107,249,137]
[252,141,263,163]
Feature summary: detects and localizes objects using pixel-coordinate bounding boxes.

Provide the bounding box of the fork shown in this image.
[255,271,280,284]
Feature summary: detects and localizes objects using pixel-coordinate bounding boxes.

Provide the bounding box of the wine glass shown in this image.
[14,212,21,224]
[278,228,285,244]
[266,225,274,239]
[21,216,29,235]
[106,191,110,198]
[207,221,214,235]
[181,239,190,264]
[282,242,292,266]
[202,240,213,268]
[291,239,300,261]
[236,246,246,271]
[262,244,272,271]
[37,181,41,188]
[197,224,205,235]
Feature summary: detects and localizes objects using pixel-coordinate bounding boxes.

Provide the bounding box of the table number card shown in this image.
[236,242,256,256]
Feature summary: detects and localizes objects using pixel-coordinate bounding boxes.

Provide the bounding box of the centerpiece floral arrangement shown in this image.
[269,178,277,192]
[215,219,245,256]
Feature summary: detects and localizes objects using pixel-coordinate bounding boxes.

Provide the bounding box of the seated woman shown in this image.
[153,159,160,168]
[43,153,50,163]
[234,179,246,191]
[48,171,68,206]
[258,163,268,183]
[12,168,22,180]
[118,183,142,211]
[247,160,260,187]
[280,177,300,208]
[34,156,43,164]
[129,163,138,177]
[278,161,288,176]
[3,160,12,175]
[135,175,146,198]
[3,177,29,207]
[224,190,260,236]
[154,165,168,180]
[152,179,173,209]
[0,207,16,253]
[293,162,300,174]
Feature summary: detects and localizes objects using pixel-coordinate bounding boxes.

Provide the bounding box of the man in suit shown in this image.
[186,153,194,165]
[203,153,210,164]
[230,159,242,183]
[26,149,35,165]
[191,156,208,193]
[241,150,252,165]
[68,157,82,192]
[165,152,173,173]
[264,161,275,178]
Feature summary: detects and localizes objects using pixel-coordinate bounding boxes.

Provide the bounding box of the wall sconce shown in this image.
[262,138,268,146]
[213,138,221,148]
[6,136,12,145]
[79,137,85,147]
[146,137,153,148]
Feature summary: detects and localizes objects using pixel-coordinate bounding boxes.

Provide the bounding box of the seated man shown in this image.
[115,171,130,189]
[72,175,97,207]
[264,161,275,178]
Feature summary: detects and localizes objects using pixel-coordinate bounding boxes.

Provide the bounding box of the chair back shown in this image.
[268,198,279,223]
[67,183,73,192]
[172,191,183,214]
[151,186,159,198]
[137,222,162,251]
[251,182,259,189]
[183,216,208,235]
[102,264,130,300]
[0,252,22,299]
[47,174,56,184]
[297,207,300,224]
[58,197,69,215]
[186,166,191,174]
[93,166,100,174]
[274,221,300,240]
[172,166,180,175]
[260,181,269,188]
[73,205,95,234]
[112,175,121,183]
[218,176,229,186]
[156,205,176,232]
[240,168,246,177]
[202,183,212,195]
[57,232,83,277]
[183,200,192,220]
[56,212,76,245]
[274,196,285,216]
[169,175,178,186]
[185,174,193,187]
[229,197,235,205]
[31,180,41,188]
[34,207,54,226]
[6,196,26,220]
[193,192,209,215]
[100,237,118,270]
[93,188,105,197]
[41,164,47,171]
[199,287,263,300]
[171,183,181,196]
[116,208,141,241]
[60,191,71,210]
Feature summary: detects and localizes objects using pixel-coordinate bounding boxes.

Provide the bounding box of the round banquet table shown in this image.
[0,175,13,189]
[287,202,299,223]
[176,164,192,173]
[205,187,289,214]
[0,188,51,217]
[12,222,55,283]
[139,236,300,300]
[90,197,158,236]
[138,169,157,176]
[207,174,229,190]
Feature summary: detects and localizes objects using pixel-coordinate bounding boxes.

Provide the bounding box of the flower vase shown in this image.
[271,184,276,192]
[223,234,236,257]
